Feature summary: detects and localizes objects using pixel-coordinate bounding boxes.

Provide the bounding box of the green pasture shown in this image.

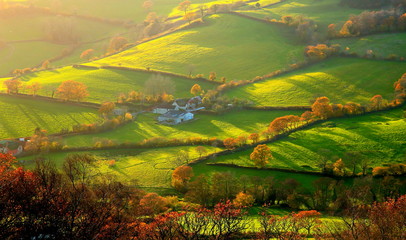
[225,57,406,106]
[0,94,98,139]
[62,110,303,147]
[0,66,217,102]
[191,161,322,191]
[333,33,406,59]
[209,108,406,172]
[88,14,305,80]
[238,0,363,31]
[19,146,221,187]
[0,41,64,76]
[0,13,128,75]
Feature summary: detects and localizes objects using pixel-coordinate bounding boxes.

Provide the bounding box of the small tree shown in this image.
[178,0,191,14]
[99,102,116,118]
[248,133,260,144]
[195,146,207,158]
[233,192,255,207]
[250,144,272,168]
[209,72,217,81]
[183,11,196,24]
[171,166,194,193]
[4,79,22,94]
[80,49,95,61]
[27,82,42,96]
[57,80,89,101]
[190,83,202,96]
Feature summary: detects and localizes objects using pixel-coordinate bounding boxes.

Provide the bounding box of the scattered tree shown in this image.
[250,144,272,168]
[56,80,89,101]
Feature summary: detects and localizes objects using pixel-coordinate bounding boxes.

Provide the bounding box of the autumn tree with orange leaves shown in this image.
[4,78,22,94]
[311,96,333,119]
[171,165,194,193]
[250,144,272,168]
[190,83,202,96]
[57,80,89,101]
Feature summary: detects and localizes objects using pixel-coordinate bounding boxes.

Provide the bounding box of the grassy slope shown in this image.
[0,95,99,139]
[238,0,363,30]
[225,57,406,106]
[0,67,217,103]
[0,13,127,75]
[62,110,303,147]
[210,108,406,171]
[0,42,64,76]
[19,146,221,187]
[88,14,305,80]
[333,33,406,59]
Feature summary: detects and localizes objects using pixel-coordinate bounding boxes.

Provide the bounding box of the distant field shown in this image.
[209,108,406,172]
[1,67,217,102]
[238,0,363,30]
[225,57,406,106]
[62,110,303,147]
[0,13,127,75]
[333,33,406,59]
[20,146,221,187]
[88,14,305,80]
[0,41,64,76]
[192,161,323,190]
[0,95,98,139]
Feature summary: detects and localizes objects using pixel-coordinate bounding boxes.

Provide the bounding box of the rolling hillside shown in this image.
[61,109,303,147]
[0,66,218,102]
[209,108,406,172]
[87,14,306,80]
[0,94,98,139]
[225,57,405,106]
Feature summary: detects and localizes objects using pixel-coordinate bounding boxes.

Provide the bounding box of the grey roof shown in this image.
[174,98,189,107]
[160,110,191,119]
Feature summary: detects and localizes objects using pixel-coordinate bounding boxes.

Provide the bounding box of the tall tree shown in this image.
[57,80,89,101]
[190,83,202,96]
[250,144,272,168]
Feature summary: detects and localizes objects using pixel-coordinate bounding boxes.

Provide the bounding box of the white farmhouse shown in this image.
[157,110,194,124]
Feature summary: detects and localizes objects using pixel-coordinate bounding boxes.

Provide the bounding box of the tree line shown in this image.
[1,152,404,239]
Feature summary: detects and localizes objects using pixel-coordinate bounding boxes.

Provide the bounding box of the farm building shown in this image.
[153,103,175,114]
[157,110,194,124]
[0,140,24,156]
[172,96,202,111]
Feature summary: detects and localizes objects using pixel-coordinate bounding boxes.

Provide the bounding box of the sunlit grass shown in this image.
[210,108,406,171]
[238,0,363,30]
[88,14,305,80]
[0,95,99,139]
[225,57,406,106]
[62,110,303,147]
[20,146,222,187]
[333,33,406,59]
[0,67,217,102]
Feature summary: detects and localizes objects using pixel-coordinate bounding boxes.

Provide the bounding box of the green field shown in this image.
[238,0,363,31]
[0,66,217,102]
[20,146,221,187]
[88,14,305,80]
[225,57,406,106]
[209,108,406,172]
[0,41,65,76]
[62,110,303,147]
[0,95,99,139]
[0,13,128,75]
[333,33,406,59]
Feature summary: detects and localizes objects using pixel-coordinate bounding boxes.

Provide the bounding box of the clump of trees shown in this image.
[56,80,89,102]
[305,44,340,61]
[333,9,406,38]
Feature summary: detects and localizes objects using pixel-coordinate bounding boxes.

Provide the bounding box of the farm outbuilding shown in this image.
[157,110,194,124]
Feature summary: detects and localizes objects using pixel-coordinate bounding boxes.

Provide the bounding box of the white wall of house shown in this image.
[153,108,170,114]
